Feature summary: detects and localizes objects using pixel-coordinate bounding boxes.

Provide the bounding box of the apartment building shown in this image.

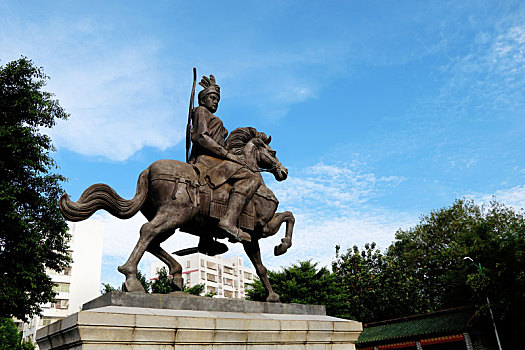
[150,252,257,299]
[21,220,104,345]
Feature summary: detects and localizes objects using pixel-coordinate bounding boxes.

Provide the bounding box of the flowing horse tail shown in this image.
[59,169,149,221]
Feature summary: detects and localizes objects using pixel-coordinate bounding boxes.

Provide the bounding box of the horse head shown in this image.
[226,127,288,181]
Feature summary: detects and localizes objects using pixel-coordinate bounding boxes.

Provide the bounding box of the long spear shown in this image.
[186,67,197,162]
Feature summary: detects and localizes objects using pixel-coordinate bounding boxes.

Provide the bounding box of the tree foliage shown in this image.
[0,318,35,350]
[332,199,524,346]
[0,58,70,320]
[246,260,344,316]
[388,199,525,344]
[185,283,205,296]
[101,283,119,294]
[136,270,151,293]
[150,267,174,294]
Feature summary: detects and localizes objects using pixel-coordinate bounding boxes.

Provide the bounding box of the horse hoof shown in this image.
[274,244,287,256]
[266,292,281,303]
[122,278,145,293]
[274,239,291,256]
[117,264,136,276]
[172,277,184,291]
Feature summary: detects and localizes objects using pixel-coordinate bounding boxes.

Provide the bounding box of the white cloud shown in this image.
[1,15,187,161]
[271,161,406,212]
[470,185,525,212]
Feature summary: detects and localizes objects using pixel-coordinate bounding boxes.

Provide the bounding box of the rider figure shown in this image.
[188,74,261,242]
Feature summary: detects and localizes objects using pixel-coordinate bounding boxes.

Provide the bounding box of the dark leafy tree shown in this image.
[0,317,20,350]
[388,199,525,346]
[0,58,70,321]
[101,283,119,294]
[151,267,174,294]
[184,283,205,296]
[136,270,151,293]
[246,260,344,316]
[0,317,36,350]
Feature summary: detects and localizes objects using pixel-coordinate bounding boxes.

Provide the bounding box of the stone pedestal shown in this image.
[36,292,362,349]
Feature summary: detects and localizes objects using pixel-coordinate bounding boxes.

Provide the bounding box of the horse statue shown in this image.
[59,127,294,302]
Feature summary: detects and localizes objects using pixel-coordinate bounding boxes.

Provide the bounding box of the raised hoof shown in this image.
[266,292,281,303]
[274,238,291,256]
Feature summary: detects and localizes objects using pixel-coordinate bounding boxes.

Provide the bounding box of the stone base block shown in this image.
[36,293,362,349]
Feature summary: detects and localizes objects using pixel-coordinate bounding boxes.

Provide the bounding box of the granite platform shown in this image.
[36,292,362,349]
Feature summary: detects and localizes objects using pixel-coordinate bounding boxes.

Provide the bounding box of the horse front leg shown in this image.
[243,240,280,302]
[262,211,295,256]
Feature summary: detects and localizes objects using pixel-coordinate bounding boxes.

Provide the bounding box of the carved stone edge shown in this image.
[82,291,327,315]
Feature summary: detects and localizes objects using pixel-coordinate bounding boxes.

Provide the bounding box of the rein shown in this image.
[232,143,278,174]
[239,156,277,173]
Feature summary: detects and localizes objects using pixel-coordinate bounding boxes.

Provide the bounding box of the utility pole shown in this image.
[463,257,503,350]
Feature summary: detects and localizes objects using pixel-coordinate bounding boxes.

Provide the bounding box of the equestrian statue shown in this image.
[59,69,295,302]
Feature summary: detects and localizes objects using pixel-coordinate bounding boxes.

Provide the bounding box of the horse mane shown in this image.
[226,127,270,155]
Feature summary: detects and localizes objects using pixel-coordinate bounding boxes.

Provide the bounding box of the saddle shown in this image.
[150,164,278,231]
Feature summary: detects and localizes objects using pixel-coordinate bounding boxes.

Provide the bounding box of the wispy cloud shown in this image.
[470,185,525,212]
[271,161,406,213]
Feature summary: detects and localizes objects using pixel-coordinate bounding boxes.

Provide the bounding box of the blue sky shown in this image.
[2,1,525,287]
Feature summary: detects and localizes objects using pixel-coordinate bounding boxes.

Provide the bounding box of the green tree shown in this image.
[0,318,20,350]
[136,270,151,293]
[184,283,205,296]
[0,58,70,321]
[388,199,525,346]
[151,267,174,294]
[246,261,344,316]
[100,283,119,294]
[0,318,35,350]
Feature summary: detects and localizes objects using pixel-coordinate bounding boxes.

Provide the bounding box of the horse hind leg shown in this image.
[147,243,184,292]
[243,240,280,302]
[117,207,180,292]
[262,211,295,256]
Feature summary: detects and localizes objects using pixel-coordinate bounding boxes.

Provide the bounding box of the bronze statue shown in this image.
[59,69,295,302]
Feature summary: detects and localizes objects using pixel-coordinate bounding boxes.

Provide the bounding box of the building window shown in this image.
[224,266,233,275]
[53,283,70,293]
[224,290,233,298]
[186,261,191,268]
[244,272,252,280]
[39,317,59,327]
[207,286,217,294]
[51,299,69,309]
[223,278,233,286]
[200,259,205,267]
[207,273,217,282]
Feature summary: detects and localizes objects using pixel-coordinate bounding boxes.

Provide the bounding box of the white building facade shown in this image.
[150,253,257,299]
[21,220,104,344]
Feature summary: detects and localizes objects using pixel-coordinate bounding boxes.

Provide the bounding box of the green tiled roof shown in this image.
[357,308,475,345]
